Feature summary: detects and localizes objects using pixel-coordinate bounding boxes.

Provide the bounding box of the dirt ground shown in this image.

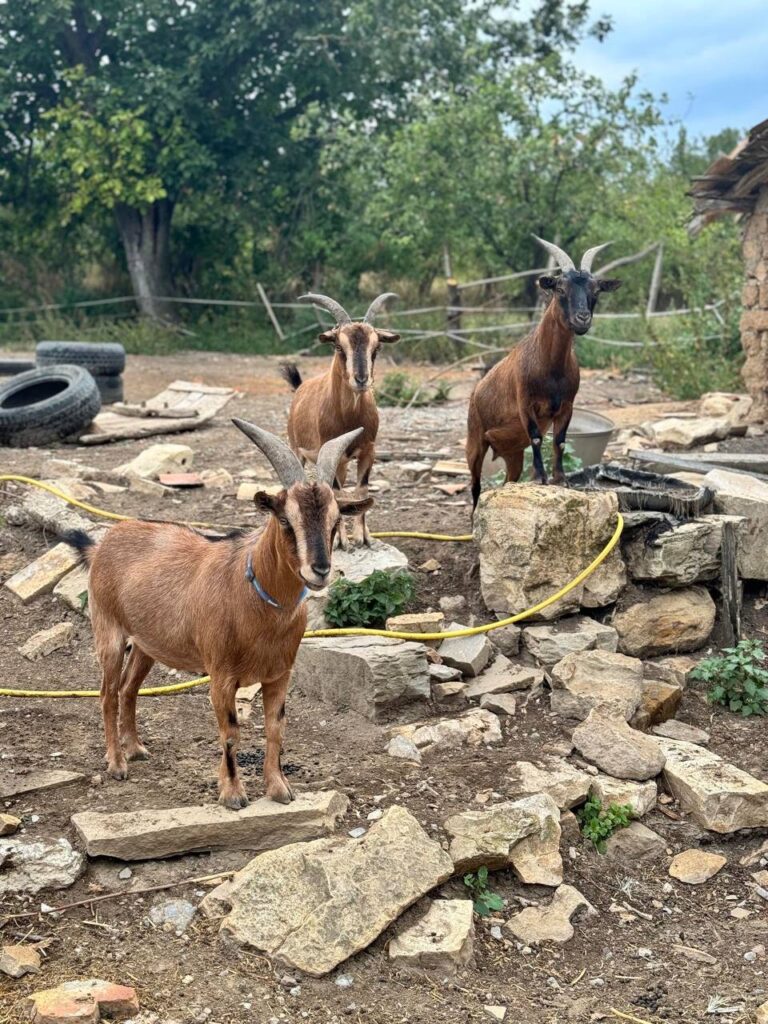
[1,352,767,1024]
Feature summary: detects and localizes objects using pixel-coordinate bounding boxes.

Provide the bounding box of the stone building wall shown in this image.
[741,186,768,420]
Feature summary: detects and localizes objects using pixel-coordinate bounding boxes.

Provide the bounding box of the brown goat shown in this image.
[280,292,399,547]
[467,237,620,507]
[63,421,371,809]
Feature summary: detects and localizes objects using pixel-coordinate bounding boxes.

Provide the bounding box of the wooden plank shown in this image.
[629,449,768,480]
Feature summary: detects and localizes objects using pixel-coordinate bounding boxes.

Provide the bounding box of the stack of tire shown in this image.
[36,341,125,405]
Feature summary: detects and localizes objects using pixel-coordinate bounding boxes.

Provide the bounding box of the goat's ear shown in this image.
[537,275,558,291]
[254,491,283,515]
[376,330,400,344]
[337,495,375,516]
[318,329,337,343]
[596,278,621,293]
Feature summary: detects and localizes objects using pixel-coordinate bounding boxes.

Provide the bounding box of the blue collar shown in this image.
[246,552,309,609]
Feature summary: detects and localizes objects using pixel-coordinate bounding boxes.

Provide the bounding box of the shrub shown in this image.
[691,639,768,717]
[577,796,633,853]
[324,569,416,628]
[463,866,504,917]
[377,370,452,407]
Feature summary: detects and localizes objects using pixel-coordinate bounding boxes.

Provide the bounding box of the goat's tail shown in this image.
[279,362,303,392]
[60,529,97,569]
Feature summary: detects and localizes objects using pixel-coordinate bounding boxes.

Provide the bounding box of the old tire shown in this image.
[94,373,124,405]
[0,357,36,375]
[0,365,102,447]
[36,340,126,375]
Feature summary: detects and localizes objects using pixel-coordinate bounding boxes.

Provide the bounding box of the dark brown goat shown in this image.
[63,421,371,809]
[467,237,620,506]
[280,292,399,547]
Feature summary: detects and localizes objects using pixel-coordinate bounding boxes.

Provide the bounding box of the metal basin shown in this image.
[568,408,614,468]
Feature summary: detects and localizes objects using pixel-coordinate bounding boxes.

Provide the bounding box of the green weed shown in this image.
[691,639,768,717]
[324,569,415,629]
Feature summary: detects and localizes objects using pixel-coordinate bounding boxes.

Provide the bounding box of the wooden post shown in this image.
[645,243,664,317]
[715,518,742,646]
[444,245,463,353]
[256,282,285,341]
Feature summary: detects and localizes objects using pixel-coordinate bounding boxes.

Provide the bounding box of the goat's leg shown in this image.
[210,674,248,809]
[502,450,524,483]
[118,645,155,761]
[333,456,350,550]
[522,413,548,485]
[467,405,490,511]
[93,614,128,780]
[261,672,294,804]
[551,404,574,485]
[350,443,375,546]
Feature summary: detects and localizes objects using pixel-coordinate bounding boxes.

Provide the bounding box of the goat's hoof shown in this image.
[107,760,128,781]
[125,744,150,762]
[219,790,249,810]
[266,779,295,804]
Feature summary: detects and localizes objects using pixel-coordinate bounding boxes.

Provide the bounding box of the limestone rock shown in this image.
[18,622,75,660]
[522,617,618,666]
[489,624,521,657]
[652,720,710,746]
[757,999,768,1024]
[648,416,730,449]
[444,794,562,885]
[645,655,699,688]
[657,738,768,833]
[479,693,517,716]
[631,680,683,730]
[509,759,592,810]
[386,736,422,764]
[572,711,666,781]
[389,899,474,973]
[386,611,444,647]
[71,791,348,861]
[613,587,716,657]
[0,837,84,895]
[305,541,409,629]
[505,884,596,945]
[589,776,657,817]
[53,567,91,614]
[700,391,753,428]
[0,813,21,836]
[623,518,736,586]
[439,623,494,677]
[4,543,81,603]
[0,944,41,978]
[669,849,726,884]
[0,770,85,799]
[25,979,139,1023]
[549,650,644,721]
[393,708,502,754]
[429,663,462,683]
[705,469,768,581]
[465,658,543,699]
[293,637,429,722]
[21,488,93,535]
[603,822,665,864]
[208,806,454,976]
[475,484,626,620]
[116,443,194,479]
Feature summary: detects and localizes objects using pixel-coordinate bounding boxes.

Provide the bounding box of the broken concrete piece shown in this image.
[505,884,596,945]
[613,586,716,657]
[389,899,474,973]
[589,776,657,817]
[71,791,348,861]
[549,650,644,721]
[669,848,726,884]
[21,488,93,535]
[603,822,665,865]
[652,720,709,746]
[0,837,84,895]
[25,979,139,1023]
[394,709,502,753]
[522,617,618,666]
[509,759,592,810]
[116,443,194,479]
[0,944,41,978]
[18,622,74,661]
[0,770,85,799]
[206,806,453,976]
[572,711,666,781]
[444,794,562,885]
[466,658,542,699]
[439,623,494,676]
[656,737,768,833]
[4,543,81,603]
[293,637,429,722]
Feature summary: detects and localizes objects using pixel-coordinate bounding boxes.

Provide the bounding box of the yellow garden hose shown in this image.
[0,475,623,698]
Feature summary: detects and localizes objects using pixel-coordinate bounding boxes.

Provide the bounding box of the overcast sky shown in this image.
[563,0,767,140]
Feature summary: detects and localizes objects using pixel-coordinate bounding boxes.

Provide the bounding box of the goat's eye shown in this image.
[278,516,290,528]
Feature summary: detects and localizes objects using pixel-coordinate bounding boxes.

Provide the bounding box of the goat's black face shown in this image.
[319,323,400,393]
[538,271,621,335]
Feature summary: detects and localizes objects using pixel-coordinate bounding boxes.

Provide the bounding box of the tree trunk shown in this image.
[114,199,176,320]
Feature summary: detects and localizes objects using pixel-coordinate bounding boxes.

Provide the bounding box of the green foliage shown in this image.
[522,437,583,478]
[691,639,768,718]
[577,797,633,854]
[463,866,504,917]
[377,371,452,407]
[324,570,415,629]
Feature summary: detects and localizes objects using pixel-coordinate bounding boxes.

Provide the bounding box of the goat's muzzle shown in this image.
[571,313,592,335]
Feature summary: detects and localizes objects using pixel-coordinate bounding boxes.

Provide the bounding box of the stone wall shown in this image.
[741,186,768,420]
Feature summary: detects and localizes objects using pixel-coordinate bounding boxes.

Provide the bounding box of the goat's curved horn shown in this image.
[580,242,612,273]
[231,418,305,489]
[363,292,399,324]
[532,235,575,272]
[298,293,352,325]
[315,427,364,487]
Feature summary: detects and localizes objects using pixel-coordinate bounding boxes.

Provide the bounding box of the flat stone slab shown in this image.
[508,759,592,810]
[669,848,726,884]
[18,622,75,660]
[465,658,543,699]
[71,790,349,861]
[572,710,666,781]
[4,543,81,603]
[389,899,474,973]
[550,650,644,721]
[0,770,85,799]
[589,775,657,817]
[652,720,710,746]
[522,617,618,666]
[439,623,494,676]
[205,805,453,976]
[657,738,768,833]
[505,884,596,945]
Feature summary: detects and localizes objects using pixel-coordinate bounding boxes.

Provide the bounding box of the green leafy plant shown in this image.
[463,866,504,917]
[324,569,416,628]
[577,797,633,853]
[691,639,768,717]
[377,371,452,408]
